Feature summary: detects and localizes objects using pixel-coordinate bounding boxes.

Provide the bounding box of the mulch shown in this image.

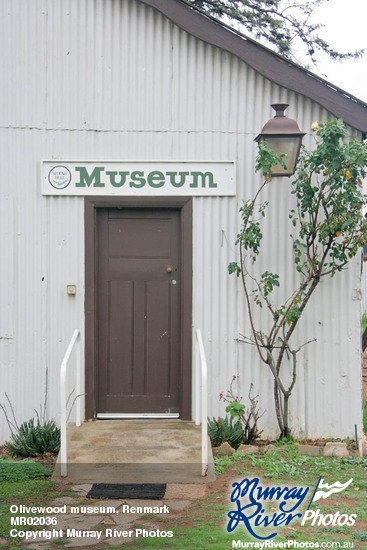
[0,445,58,468]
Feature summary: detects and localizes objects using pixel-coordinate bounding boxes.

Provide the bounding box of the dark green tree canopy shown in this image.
[188,0,363,65]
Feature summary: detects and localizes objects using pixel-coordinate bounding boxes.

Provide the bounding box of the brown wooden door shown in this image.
[96,208,181,414]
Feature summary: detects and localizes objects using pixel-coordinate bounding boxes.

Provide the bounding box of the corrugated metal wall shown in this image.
[0,0,363,441]
[362,264,367,316]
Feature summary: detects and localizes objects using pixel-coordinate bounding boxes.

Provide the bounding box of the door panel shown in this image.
[97,208,181,414]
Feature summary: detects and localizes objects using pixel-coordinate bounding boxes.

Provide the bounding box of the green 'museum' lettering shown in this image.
[75,167,105,187]
[129,171,146,188]
[73,167,219,190]
[166,171,189,187]
[190,171,217,188]
[106,171,129,188]
[147,170,165,188]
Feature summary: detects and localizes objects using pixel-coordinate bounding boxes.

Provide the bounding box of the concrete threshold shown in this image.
[53,420,215,484]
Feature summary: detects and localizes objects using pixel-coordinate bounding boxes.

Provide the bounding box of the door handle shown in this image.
[166,267,172,273]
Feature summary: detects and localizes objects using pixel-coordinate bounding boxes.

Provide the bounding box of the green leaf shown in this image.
[228,262,241,277]
[226,401,245,420]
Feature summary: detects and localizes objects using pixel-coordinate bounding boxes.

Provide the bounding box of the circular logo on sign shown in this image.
[48,165,72,189]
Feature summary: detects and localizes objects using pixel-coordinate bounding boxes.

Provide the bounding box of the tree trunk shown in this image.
[282,394,290,439]
[273,379,285,435]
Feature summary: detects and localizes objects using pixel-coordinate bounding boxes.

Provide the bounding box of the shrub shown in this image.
[207,417,228,447]
[220,378,264,444]
[6,419,60,457]
[0,459,52,482]
[207,416,244,450]
[226,419,245,450]
[1,385,61,458]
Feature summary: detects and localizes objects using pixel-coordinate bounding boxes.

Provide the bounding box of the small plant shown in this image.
[207,416,229,447]
[207,416,244,449]
[1,393,60,457]
[273,436,295,447]
[352,529,367,541]
[5,418,60,457]
[213,455,233,475]
[226,419,245,449]
[220,375,264,444]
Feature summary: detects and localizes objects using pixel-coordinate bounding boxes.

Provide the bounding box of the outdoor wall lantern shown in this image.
[255,103,306,177]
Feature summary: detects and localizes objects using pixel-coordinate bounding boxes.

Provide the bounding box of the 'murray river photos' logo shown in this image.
[227,477,309,540]
[227,477,356,540]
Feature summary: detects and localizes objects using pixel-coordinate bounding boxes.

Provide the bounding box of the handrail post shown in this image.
[75,336,81,427]
[60,329,80,477]
[196,329,208,477]
[194,330,200,426]
[60,367,67,477]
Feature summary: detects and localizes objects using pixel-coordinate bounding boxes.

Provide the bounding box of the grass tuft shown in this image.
[0,459,52,482]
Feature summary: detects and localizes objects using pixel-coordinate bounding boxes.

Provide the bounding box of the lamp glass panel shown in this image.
[264,137,302,176]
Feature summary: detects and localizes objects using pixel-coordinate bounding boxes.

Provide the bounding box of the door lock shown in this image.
[166,267,173,273]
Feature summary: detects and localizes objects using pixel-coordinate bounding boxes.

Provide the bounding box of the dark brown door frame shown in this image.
[84,196,193,420]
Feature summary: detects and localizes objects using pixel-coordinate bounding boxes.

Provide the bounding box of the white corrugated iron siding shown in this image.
[0,0,363,441]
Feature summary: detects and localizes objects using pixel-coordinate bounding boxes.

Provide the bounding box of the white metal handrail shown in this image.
[195,329,208,477]
[60,329,81,477]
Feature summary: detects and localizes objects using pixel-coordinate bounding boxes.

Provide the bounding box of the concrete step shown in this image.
[53,420,215,484]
